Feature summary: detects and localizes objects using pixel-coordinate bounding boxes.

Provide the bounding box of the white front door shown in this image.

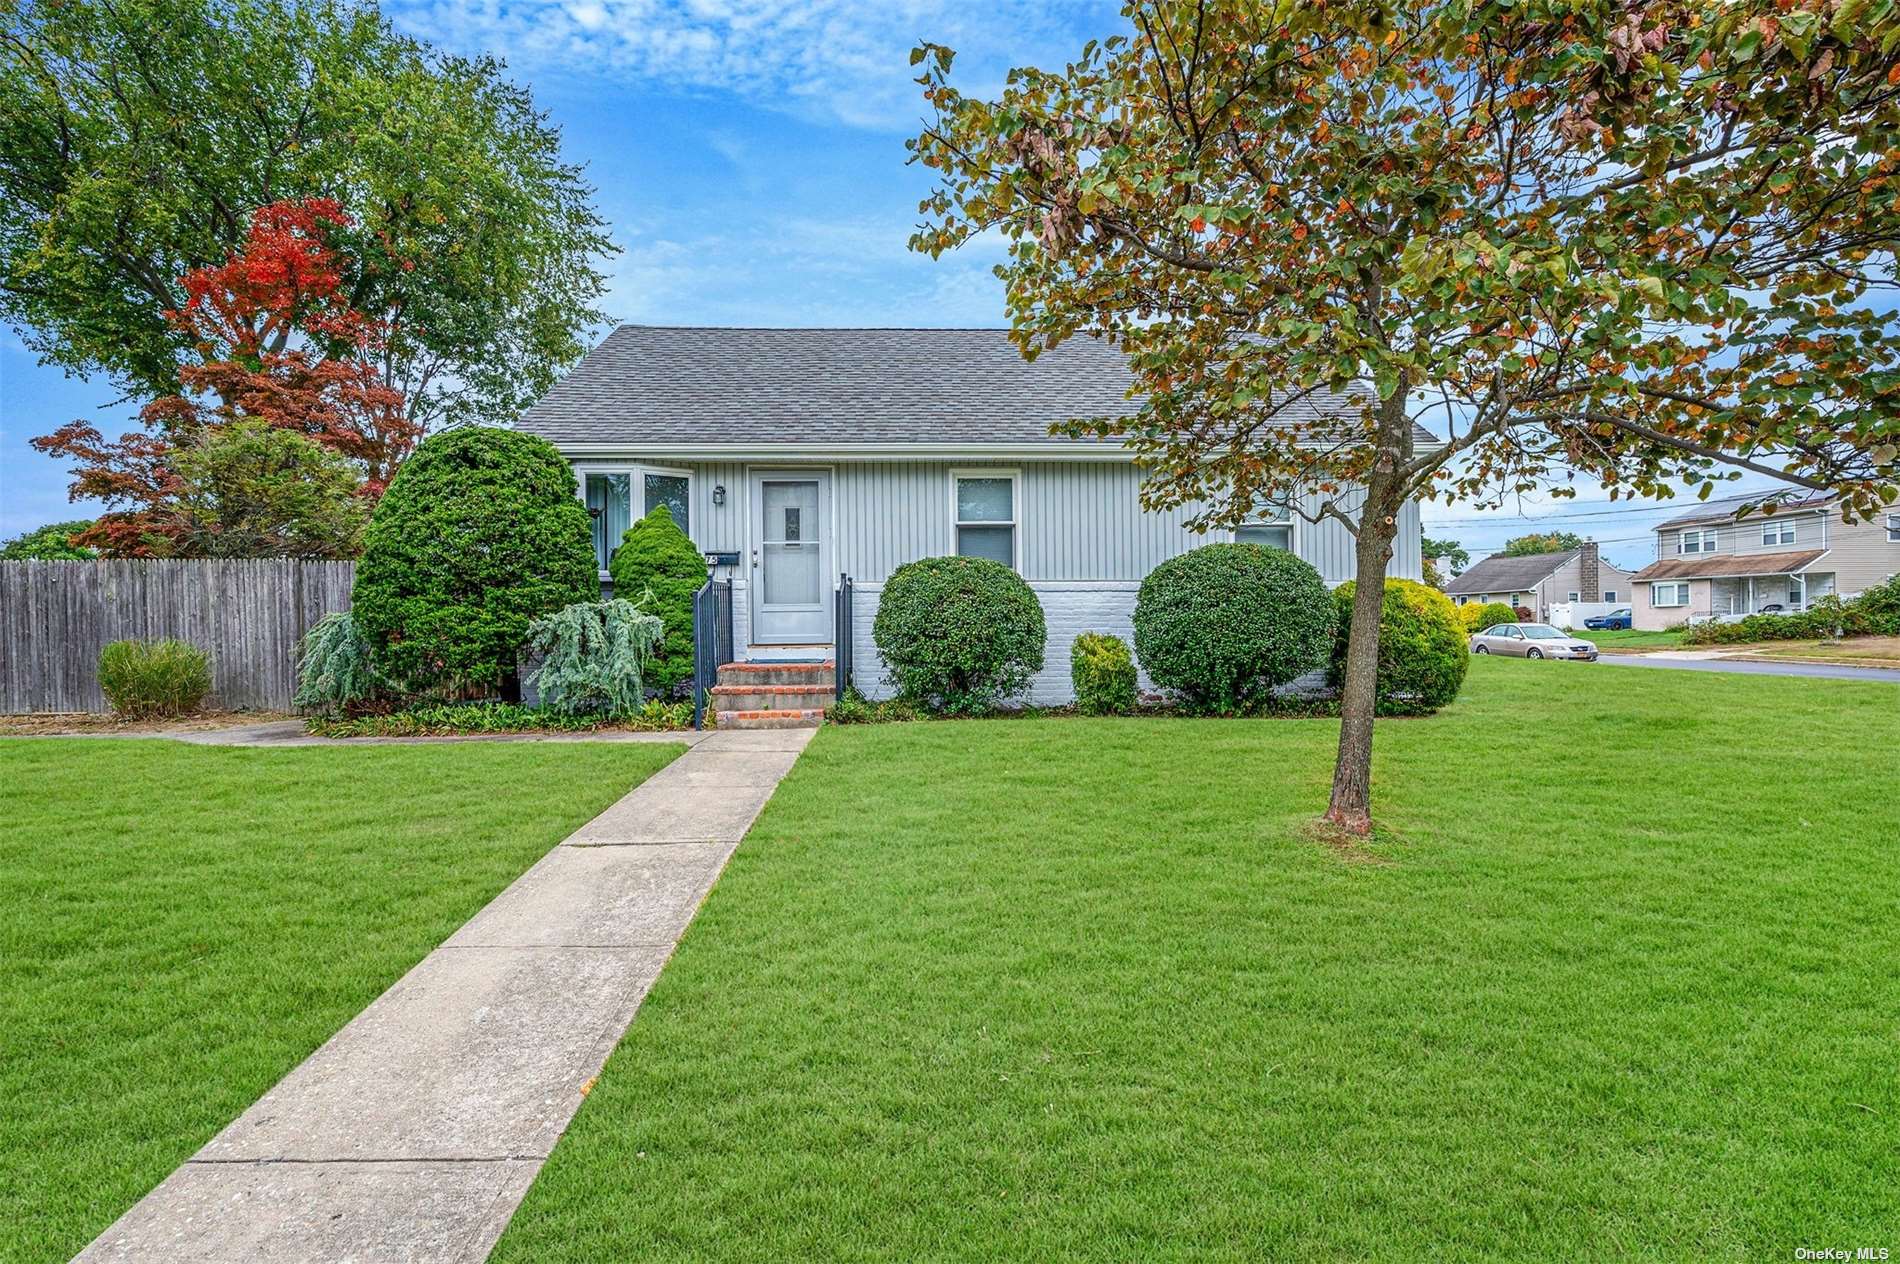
[749,471,832,644]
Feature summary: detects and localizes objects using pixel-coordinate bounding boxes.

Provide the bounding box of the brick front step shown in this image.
[716,707,825,730]
[710,683,833,712]
[715,661,835,689]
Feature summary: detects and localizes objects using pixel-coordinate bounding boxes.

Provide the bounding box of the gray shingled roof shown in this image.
[1443,549,1581,595]
[516,325,1436,448]
[1657,491,1835,529]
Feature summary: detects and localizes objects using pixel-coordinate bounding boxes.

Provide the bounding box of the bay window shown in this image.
[580,467,692,573]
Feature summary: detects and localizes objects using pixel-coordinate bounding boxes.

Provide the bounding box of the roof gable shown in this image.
[1443,549,1581,595]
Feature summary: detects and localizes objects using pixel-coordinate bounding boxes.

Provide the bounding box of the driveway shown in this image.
[1599,653,1900,684]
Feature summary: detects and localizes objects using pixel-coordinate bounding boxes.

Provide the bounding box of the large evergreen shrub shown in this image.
[1132,543,1332,713]
[352,427,595,692]
[608,505,705,693]
[1459,601,1518,634]
[1328,578,1469,715]
[873,556,1046,714]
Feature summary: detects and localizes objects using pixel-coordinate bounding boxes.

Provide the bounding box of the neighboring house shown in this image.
[1443,542,1633,622]
[1628,493,1900,630]
[516,326,1434,703]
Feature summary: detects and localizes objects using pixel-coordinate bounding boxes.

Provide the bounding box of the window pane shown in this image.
[957,477,1013,523]
[1236,524,1293,550]
[585,473,631,572]
[957,524,1014,565]
[644,473,689,534]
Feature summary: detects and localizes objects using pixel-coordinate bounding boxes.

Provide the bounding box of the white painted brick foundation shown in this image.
[843,581,1157,706]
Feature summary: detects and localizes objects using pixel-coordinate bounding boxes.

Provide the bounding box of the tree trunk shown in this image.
[1323,390,1410,836]
[1323,499,1400,835]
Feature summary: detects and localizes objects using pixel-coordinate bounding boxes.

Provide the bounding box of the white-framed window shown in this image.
[1604,589,1618,602]
[1234,502,1295,551]
[577,465,692,574]
[1677,528,1718,555]
[1568,591,1581,602]
[1761,520,1796,546]
[1888,514,1899,543]
[952,470,1019,568]
[1652,581,1690,607]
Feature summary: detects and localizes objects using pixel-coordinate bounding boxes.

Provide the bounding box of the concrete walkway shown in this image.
[78,725,814,1263]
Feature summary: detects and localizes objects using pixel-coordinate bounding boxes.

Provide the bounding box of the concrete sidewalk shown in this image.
[78,725,814,1263]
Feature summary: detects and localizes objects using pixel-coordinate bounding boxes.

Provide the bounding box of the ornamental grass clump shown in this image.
[525,598,664,716]
[98,639,212,718]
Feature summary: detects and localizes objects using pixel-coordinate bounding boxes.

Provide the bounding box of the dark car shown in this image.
[1584,608,1633,630]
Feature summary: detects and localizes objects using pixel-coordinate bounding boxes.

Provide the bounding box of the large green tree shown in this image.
[1501,531,1585,556]
[910,0,1900,833]
[0,0,612,429]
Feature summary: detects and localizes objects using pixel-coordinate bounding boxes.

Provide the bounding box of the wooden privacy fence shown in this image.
[0,559,354,714]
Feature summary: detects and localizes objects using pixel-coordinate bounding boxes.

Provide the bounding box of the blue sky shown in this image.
[0,0,1784,564]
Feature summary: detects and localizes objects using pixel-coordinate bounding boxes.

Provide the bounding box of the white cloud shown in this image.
[386,0,1113,129]
[599,213,1007,326]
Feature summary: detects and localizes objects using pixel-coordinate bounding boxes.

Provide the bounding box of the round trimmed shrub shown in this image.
[1132,543,1333,713]
[608,505,705,693]
[1071,631,1137,716]
[873,556,1046,714]
[1328,578,1468,715]
[352,427,596,692]
[1459,601,1517,634]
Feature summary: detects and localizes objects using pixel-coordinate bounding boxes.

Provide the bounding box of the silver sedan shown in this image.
[1469,623,1600,661]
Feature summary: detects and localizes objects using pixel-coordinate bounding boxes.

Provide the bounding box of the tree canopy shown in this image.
[0,521,97,560]
[1500,531,1586,556]
[909,0,1900,831]
[0,0,613,429]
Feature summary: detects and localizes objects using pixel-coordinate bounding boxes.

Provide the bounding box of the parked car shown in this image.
[1469,623,1600,661]
[1583,608,1633,630]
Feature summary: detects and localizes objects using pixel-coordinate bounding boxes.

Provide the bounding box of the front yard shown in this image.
[493,657,1897,1260]
[0,738,682,1264]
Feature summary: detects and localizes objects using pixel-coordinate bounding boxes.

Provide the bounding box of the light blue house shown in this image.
[517,325,1430,706]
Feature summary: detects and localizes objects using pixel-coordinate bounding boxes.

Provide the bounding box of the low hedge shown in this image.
[1071,632,1138,715]
[872,556,1047,714]
[1328,578,1468,716]
[1133,543,1332,713]
[1682,579,1900,645]
[305,698,693,738]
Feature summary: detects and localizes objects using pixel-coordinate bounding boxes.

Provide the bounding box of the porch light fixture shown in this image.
[712,484,727,506]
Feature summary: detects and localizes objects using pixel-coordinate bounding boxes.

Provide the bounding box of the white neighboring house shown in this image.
[515,325,1437,704]
[1629,493,1900,630]
[1442,542,1633,623]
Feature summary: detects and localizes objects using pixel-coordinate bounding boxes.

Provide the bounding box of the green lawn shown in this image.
[0,738,683,1264]
[1572,626,1686,648]
[494,658,1897,1261]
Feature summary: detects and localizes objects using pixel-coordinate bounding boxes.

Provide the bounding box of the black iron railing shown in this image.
[691,576,734,729]
[832,573,853,702]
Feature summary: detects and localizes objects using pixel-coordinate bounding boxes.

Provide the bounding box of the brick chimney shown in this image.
[1580,540,1601,601]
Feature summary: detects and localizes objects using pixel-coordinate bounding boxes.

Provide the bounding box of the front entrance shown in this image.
[748,470,832,645]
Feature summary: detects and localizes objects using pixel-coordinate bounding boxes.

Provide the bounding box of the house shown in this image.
[516,326,1433,705]
[1442,542,1633,622]
[1628,493,1900,630]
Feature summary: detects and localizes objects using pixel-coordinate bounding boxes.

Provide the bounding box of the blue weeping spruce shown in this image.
[524,598,665,716]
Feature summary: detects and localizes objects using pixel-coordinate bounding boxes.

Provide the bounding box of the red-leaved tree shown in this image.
[34,199,421,555]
